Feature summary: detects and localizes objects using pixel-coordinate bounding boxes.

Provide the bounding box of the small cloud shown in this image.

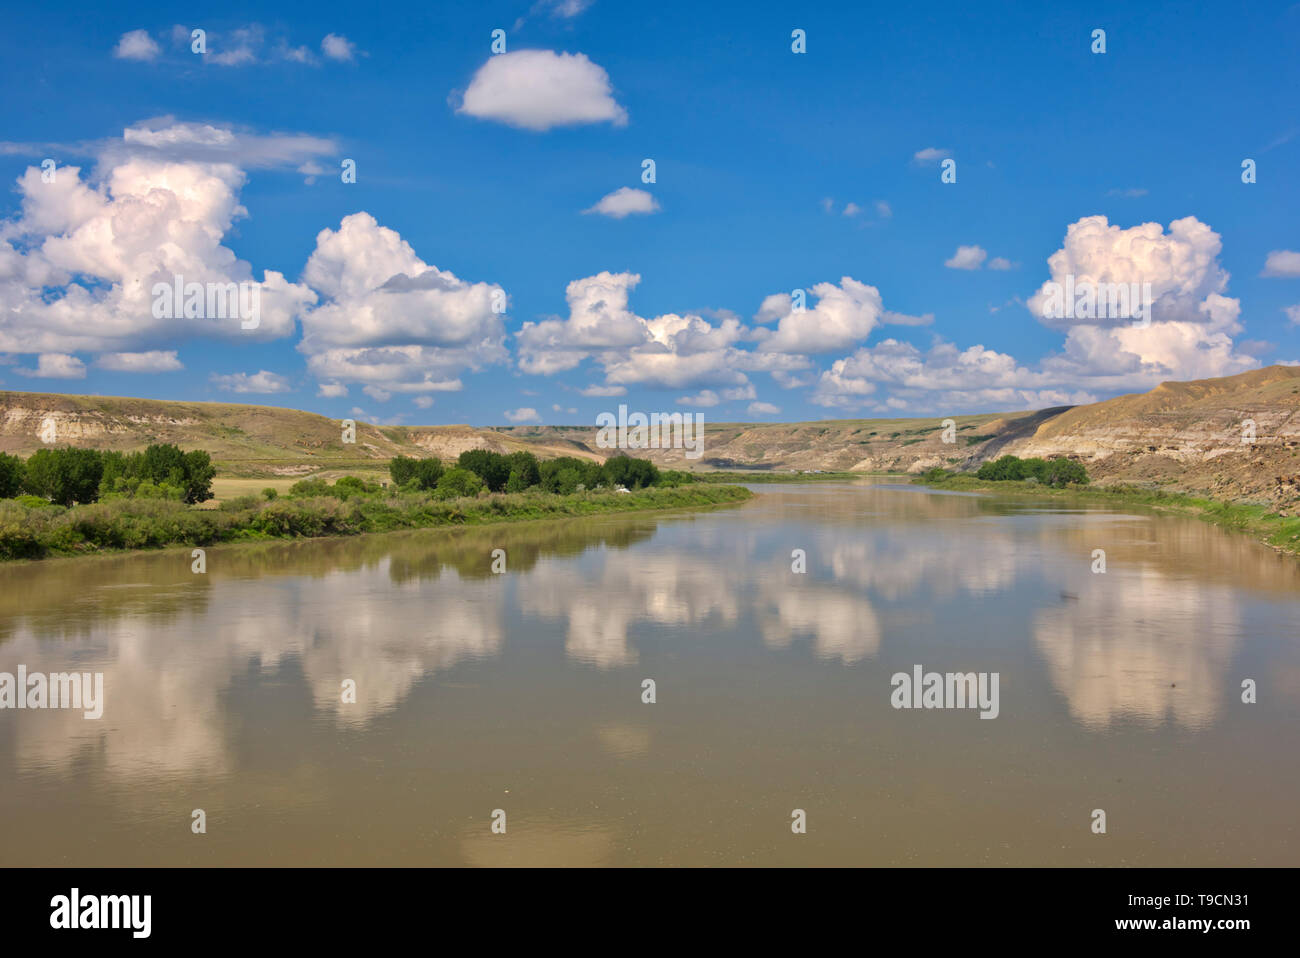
[210,370,291,394]
[208,27,263,67]
[211,48,256,66]
[580,384,626,397]
[456,50,627,132]
[317,383,348,398]
[551,403,578,414]
[1262,250,1300,278]
[114,30,161,62]
[544,0,594,17]
[882,310,934,326]
[298,160,325,184]
[988,296,1024,315]
[413,396,434,409]
[277,43,315,64]
[1106,187,1148,198]
[987,257,1017,270]
[583,186,660,219]
[913,147,950,165]
[748,401,780,416]
[944,245,987,270]
[16,353,86,379]
[515,0,595,29]
[676,386,752,407]
[820,197,834,214]
[1286,305,1300,326]
[504,407,542,423]
[677,390,721,407]
[875,200,892,218]
[363,386,392,401]
[94,351,183,373]
[1264,129,1299,152]
[842,202,862,217]
[321,33,356,62]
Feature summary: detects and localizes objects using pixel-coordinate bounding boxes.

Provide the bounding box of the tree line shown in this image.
[0,444,215,506]
[387,450,688,498]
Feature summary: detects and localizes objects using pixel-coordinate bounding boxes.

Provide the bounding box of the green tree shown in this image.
[180,449,216,504]
[413,458,444,490]
[390,455,444,490]
[390,455,418,487]
[0,452,25,498]
[23,448,104,505]
[602,454,659,489]
[506,451,540,489]
[457,450,511,492]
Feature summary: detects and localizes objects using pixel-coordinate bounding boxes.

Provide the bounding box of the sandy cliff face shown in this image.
[999,366,1300,503]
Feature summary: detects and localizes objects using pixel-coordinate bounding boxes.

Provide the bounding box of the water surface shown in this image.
[2,480,1297,866]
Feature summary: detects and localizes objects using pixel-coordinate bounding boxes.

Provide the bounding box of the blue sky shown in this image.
[1,0,1298,425]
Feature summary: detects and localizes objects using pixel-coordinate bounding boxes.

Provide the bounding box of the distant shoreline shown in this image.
[912,473,1300,558]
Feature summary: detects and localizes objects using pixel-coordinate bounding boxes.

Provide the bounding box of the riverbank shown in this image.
[912,473,1300,557]
[691,470,866,483]
[0,484,754,561]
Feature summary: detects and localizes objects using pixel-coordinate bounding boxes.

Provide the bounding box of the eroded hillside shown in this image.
[4,364,1298,504]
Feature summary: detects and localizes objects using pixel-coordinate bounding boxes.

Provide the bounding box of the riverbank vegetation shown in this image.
[0,445,751,560]
[913,468,1300,557]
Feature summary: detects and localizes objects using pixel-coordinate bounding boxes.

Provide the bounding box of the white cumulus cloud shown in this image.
[1262,250,1300,278]
[456,50,627,131]
[944,245,987,270]
[114,30,161,62]
[504,407,542,423]
[210,370,291,394]
[583,187,659,218]
[95,351,183,372]
[298,212,508,394]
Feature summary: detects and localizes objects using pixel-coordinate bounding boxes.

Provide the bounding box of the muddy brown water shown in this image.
[1,480,1297,866]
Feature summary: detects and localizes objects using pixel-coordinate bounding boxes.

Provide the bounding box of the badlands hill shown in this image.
[0,392,601,478]
[1,364,1298,502]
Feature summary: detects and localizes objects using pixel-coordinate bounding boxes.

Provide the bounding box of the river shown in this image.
[1,480,1297,865]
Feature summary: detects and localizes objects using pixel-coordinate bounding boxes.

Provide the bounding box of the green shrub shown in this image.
[332,475,380,500]
[975,454,1089,487]
[1042,458,1090,487]
[288,478,332,498]
[436,467,485,499]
